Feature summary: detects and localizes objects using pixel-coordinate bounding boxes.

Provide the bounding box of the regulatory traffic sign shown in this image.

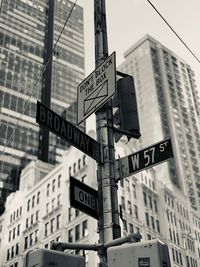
[70,176,99,219]
[116,138,173,179]
[77,52,116,125]
[36,101,100,161]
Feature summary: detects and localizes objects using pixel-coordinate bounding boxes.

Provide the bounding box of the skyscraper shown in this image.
[119,35,200,210]
[0,0,84,214]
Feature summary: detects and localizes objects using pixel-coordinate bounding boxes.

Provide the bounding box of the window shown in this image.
[57,194,61,206]
[68,229,73,242]
[27,199,31,212]
[51,218,55,233]
[45,223,49,237]
[36,210,39,221]
[145,212,149,226]
[32,195,35,208]
[52,179,56,192]
[78,158,81,169]
[125,179,130,192]
[73,163,76,173]
[46,203,49,214]
[134,205,138,219]
[129,223,134,233]
[47,184,50,197]
[143,192,147,206]
[52,198,55,210]
[57,214,61,230]
[24,236,28,250]
[75,209,80,217]
[83,155,86,166]
[121,196,125,210]
[30,233,33,246]
[37,192,40,204]
[75,225,80,241]
[17,224,20,236]
[132,183,136,198]
[153,200,158,213]
[31,214,34,225]
[82,220,88,237]
[127,201,132,215]
[16,243,19,255]
[7,249,10,261]
[148,196,152,209]
[35,229,38,243]
[9,230,12,242]
[13,227,16,239]
[58,175,61,188]
[68,207,72,222]
[156,220,160,233]
[151,216,155,229]
[26,218,29,228]
[11,246,14,258]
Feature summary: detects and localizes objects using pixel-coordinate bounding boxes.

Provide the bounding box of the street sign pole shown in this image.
[94,1,121,266]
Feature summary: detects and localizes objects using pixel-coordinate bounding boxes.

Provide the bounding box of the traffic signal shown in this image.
[24,249,85,267]
[113,75,140,142]
[107,239,171,267]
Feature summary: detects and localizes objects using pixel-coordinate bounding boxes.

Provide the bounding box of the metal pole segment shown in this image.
[94,0,121,266]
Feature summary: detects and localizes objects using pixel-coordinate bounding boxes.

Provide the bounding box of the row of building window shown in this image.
[186,256,198,267]
[145,212,160,233]
[27,191,40,212]
[24,229,39,250]
[46,194,61,214]
[8,224,20,242]
[7,243,19,261]
[46,175,61,197]
[44,214,61,237]
[143,191,158,213]
[169,227,180,245]
[68,155,86,176]
[121,197,138,220]
[172,247,183,266]
[26,210,39,228]
[10,206,22,223]
[68,220,88,243]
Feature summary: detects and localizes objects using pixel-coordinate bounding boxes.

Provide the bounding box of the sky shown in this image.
[76,0,200,129]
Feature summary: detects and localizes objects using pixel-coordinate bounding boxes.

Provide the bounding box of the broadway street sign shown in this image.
[36,101,100,161]
[116,138,173,179]
[70,176,99,219]
[77,52,116,125]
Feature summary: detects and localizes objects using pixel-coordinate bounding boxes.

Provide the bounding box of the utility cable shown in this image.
[0,0,77,158]
[147,0,200,64]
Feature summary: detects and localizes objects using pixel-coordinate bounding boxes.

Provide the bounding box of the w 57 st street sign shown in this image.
[116,138,173,179]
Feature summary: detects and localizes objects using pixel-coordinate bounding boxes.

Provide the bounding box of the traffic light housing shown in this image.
[24,249,85,267]
[107,239,171,267]
[113,75,140,142]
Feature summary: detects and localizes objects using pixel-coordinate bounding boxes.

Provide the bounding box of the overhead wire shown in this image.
[0,0,78,160]
[146,0,200,64]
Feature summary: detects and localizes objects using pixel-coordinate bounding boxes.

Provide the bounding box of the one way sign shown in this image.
[116,138,173,179]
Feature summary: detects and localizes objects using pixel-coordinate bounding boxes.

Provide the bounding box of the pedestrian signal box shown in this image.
[24,249,85,267]
[107,239,171,267]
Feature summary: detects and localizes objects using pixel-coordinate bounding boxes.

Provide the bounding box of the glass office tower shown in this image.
[0,0,84,213]
[119,35,200,210]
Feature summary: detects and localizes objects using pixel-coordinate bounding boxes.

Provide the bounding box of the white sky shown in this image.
[76,0,200,129]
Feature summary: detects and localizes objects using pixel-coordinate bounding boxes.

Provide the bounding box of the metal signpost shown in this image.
[70,176,99,220]
[35,1,175,266]
[116,138,173,179]
[77,52,116,125]
[36,101,100,161]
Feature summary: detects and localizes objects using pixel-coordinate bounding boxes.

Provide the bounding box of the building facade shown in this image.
[0,142,200,267]
[0,0,84,213]
[118,35,200,211]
